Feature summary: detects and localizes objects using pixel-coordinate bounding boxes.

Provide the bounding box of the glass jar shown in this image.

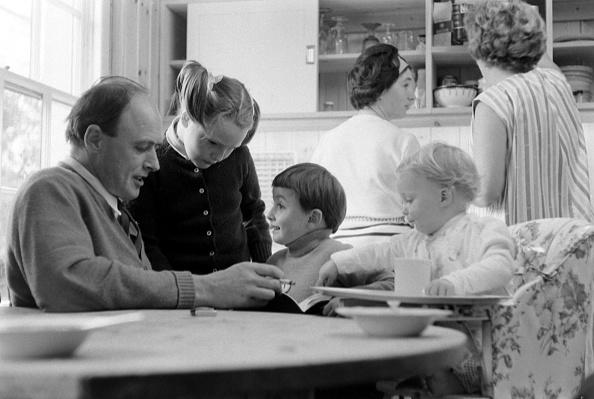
[380,23,397,46]
[318,8,332,55]
[330,16,349,54]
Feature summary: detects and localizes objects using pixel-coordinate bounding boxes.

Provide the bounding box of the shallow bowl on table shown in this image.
[0,312,143,359]
[336,307,452,337]
[433,84,478,107]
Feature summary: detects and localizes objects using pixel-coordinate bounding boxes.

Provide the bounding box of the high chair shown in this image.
[377,217,594,399]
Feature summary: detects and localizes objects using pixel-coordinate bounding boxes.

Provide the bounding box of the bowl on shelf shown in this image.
[336,306,452,337]
[433,84,478,108]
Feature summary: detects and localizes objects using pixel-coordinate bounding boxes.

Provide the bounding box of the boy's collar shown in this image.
[286,228,333,257]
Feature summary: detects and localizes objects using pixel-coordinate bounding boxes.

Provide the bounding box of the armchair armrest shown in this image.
[490,218,594,397]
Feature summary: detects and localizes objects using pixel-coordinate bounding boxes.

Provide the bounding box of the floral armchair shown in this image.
[488,217,594,398]
[377,218,594,399]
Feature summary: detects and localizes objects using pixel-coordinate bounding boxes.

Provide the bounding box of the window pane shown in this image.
[1,87,42,188]
[0,0,32,76]
[49,101,71,165]
[40,2,80,93]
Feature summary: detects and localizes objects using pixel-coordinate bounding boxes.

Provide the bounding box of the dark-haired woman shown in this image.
[311,44,420,246]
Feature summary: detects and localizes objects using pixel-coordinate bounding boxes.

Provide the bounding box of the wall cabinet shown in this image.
[157,0,594,118]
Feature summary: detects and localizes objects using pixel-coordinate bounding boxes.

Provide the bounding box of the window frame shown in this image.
[0,67,77,192]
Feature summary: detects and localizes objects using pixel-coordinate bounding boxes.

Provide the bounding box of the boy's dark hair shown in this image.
[272,163,346,233]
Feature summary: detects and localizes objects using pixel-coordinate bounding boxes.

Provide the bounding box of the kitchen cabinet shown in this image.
[157,0,594,118]
[186,0,318,114]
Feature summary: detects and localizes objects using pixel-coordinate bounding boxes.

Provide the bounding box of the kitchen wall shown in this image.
[248,117,594,213]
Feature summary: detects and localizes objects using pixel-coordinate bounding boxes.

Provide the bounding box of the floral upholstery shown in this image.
[377,218,594,399]
[489,218,594,398]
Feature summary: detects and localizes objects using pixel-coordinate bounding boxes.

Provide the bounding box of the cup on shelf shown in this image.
[323,101,335,111]
[416,34,426,50]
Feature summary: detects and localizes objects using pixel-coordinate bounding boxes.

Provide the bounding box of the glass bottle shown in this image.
[318,8,332,55]
[361,22,381,51]
[330,16,349,54]
[380,23,397,45]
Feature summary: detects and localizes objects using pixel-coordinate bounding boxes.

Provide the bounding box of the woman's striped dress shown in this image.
[472,68,594,225]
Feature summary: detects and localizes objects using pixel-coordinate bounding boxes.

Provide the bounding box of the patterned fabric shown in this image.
[489,218,594,398]
[472,68,594,225]
[376,218,594,398]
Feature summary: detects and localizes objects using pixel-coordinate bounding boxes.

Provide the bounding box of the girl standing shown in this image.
[132,60,271,274]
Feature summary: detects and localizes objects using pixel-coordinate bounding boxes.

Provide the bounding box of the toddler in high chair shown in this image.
[317,142,517,394]
[266,163,393,304]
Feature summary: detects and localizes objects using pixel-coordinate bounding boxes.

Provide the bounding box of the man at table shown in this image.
[5,76,283,312]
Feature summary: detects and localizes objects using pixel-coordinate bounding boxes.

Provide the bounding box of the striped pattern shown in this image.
[473,68,593,224]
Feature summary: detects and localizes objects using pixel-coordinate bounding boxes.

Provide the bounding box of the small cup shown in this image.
[393,258,432,296]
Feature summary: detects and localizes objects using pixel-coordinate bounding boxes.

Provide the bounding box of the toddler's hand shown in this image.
[315,260,338,286]
[322,297,343,317]
[425,279,455,296]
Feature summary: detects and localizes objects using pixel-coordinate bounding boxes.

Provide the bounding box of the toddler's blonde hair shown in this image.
[396,142,480,201]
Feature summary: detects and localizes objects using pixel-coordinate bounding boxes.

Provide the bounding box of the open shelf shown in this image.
[319,49,425,73]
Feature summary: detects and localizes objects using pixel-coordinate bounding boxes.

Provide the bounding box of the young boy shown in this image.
[267,163,393,304]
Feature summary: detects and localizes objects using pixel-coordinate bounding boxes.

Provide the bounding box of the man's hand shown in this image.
[425,279,455,296]
[315,260,338,287]
[193,262,283,308]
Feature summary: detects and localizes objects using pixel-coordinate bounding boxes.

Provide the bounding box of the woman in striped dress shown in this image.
[465,0,593,225]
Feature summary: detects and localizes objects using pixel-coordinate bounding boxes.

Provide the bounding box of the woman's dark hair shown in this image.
[348,43,411,109]
[272,163,347,233]
[66,76,148,146]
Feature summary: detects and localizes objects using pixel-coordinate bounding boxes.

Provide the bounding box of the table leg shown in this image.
[481,318,493,398]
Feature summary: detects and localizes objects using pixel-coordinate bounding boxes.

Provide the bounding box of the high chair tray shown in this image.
[312,287,511,305]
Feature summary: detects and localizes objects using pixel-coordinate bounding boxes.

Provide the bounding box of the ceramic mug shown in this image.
[393,258,432,296]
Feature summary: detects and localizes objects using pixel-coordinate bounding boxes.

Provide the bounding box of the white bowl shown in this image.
[0,323,90,359]
[0,312,143,359]
[336,307,452,337]
[434,85,478,108]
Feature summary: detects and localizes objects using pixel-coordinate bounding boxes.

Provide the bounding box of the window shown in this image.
[0,0,103,95]
[0,0,104,302]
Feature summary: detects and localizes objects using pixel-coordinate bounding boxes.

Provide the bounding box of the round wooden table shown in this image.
[0,308,467,399]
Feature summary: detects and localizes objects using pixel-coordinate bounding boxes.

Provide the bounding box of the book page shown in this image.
[298,292,331,313]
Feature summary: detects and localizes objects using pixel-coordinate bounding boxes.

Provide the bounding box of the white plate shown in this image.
[336,307,452,337]
[0,312,143,359]
[312,286,511,305]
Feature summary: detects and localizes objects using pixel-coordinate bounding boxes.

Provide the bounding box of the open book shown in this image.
[260,292,332,315]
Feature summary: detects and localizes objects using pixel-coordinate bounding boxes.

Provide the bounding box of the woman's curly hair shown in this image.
[464,0,546,73]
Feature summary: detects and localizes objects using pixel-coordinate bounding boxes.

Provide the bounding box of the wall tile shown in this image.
[430,126,459,147]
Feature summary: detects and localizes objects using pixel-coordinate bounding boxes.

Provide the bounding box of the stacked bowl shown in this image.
[561,65,593,103]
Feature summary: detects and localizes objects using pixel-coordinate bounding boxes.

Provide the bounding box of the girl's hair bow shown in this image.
[207,72,224,92]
